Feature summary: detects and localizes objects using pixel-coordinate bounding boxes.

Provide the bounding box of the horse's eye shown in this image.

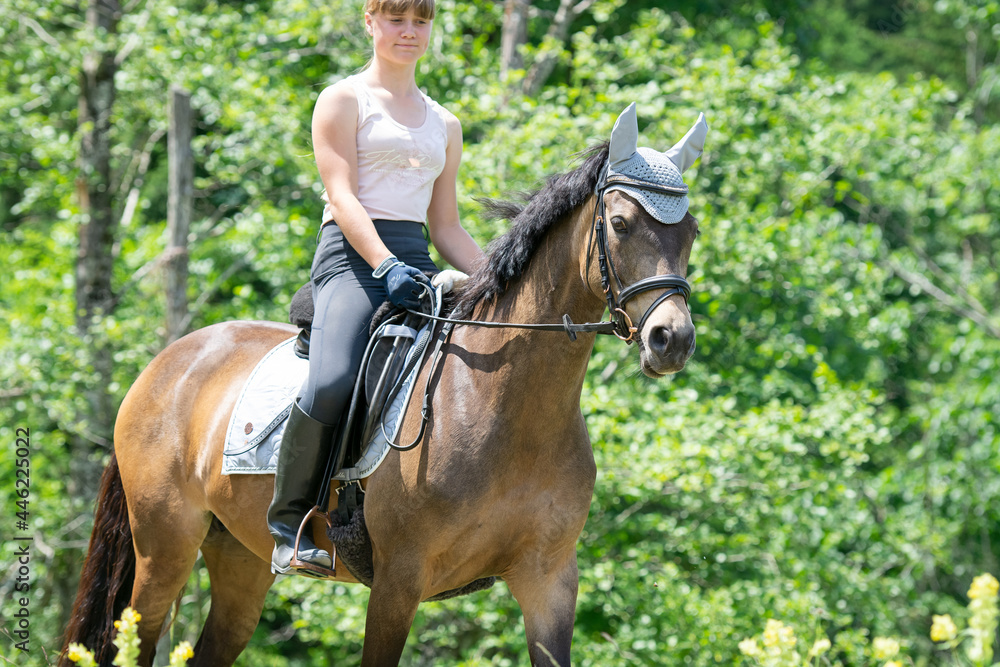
[610,216,628,234]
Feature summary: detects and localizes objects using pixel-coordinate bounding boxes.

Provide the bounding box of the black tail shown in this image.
[58,453,135,666]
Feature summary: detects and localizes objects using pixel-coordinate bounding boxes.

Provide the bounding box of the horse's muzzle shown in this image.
[638,308,696,377]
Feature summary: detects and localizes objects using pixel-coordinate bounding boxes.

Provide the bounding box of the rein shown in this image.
[409,164,693,344]
[404,309,616,342]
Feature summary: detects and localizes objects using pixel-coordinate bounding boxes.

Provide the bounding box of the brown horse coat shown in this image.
[61,144,699,666]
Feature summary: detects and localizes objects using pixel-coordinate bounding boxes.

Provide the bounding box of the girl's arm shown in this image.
[312,81,395,270]
[426,112,485,275]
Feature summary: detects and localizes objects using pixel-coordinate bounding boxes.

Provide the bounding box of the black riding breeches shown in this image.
[298,219,437,425]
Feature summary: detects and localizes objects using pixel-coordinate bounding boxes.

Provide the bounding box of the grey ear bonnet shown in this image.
[604,103,708,225]
[605,147,690,225]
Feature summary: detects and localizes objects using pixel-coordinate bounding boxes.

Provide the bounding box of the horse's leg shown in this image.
[190,523,275,666]
[128,510,211,667]
[506,551,580,667]
[360,560,424,666]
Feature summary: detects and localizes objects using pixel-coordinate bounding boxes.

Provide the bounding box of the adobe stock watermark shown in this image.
[8,427,33,653]
[875,1,917,36]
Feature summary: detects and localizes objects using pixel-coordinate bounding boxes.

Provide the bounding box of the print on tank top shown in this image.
[366,147,437,178]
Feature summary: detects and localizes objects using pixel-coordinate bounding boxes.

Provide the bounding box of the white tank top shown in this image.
[322,75,449,225]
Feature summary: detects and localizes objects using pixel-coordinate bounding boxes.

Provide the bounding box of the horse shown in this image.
[59,104,706,666]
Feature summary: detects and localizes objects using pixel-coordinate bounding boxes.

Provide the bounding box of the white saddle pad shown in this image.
[221,331,423,480]
[222,337,305,474]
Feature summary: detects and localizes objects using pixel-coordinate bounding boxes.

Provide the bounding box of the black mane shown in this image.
[454,143,609,316]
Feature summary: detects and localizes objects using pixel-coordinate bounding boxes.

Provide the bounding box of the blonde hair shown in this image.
[364,0,435,19]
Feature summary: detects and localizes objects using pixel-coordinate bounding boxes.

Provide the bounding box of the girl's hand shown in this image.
[382,263,429,309]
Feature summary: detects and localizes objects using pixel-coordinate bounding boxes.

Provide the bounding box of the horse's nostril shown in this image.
[649,326,671,357]
[680,327,696,356]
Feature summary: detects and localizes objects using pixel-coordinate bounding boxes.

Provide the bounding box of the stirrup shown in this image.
[289,506,337,579]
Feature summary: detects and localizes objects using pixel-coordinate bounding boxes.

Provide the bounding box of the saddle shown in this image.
[285,281,499,596]
[287,281,444,494]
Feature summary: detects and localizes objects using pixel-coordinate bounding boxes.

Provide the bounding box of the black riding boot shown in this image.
[267,400,336,577]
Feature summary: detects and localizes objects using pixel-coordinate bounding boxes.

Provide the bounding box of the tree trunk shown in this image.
[76,0,119,331]
[522,0,594,96]
[74,0,121,492]
[165,86,193,345]
[501,0,530,82]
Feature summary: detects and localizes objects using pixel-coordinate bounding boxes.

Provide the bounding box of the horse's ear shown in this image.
[608,103,639,168]
[665,112,708,173]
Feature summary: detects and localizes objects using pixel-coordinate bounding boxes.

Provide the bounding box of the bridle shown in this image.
[587,169,693,343]
[410,163,693,343]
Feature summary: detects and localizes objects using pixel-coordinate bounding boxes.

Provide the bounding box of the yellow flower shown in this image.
[66,644,97,667]
[884,661,903,667]
[808,637,832,658]
[168,641,195,667]
[67,645,88,660]
[968,573,999,600]
[762,619,796,649]
[930,614,958,642]
[113,607,142,632]
[112,607,142,667]
[872,637,900,660]
[739,638,762,657]
[967,575,999,665]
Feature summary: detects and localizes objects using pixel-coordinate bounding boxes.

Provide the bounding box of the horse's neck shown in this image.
[495,206,603,324]
[454,209,605,416]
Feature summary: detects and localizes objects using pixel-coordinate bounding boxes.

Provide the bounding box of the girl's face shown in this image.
[365,9,432,66]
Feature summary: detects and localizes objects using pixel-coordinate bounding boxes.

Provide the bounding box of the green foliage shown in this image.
[2,0,999,665]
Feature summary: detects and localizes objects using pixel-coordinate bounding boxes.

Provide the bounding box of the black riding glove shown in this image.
[377,259,427,310]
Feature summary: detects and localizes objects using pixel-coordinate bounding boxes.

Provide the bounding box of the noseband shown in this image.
[589,170,693,343]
